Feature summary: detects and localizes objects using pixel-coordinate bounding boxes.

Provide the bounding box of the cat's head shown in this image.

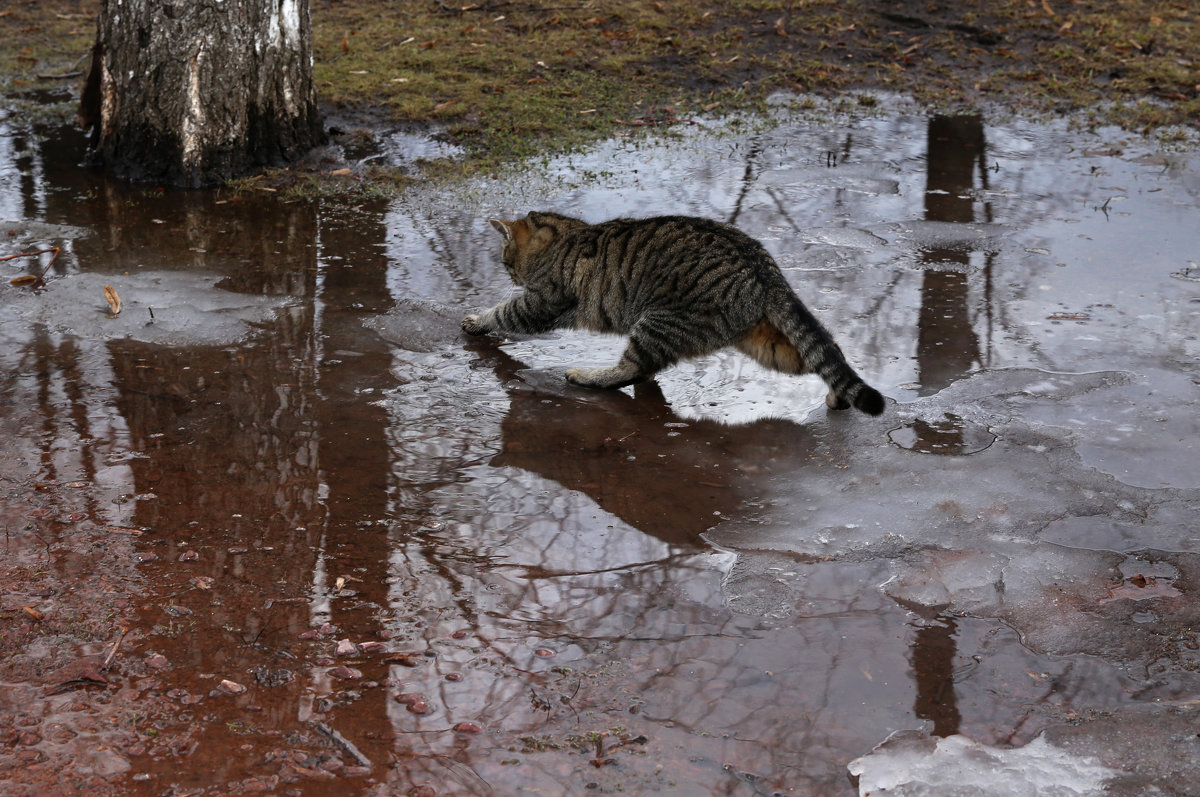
[488,212,586,284]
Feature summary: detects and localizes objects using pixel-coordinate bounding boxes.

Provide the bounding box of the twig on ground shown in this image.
[316,722,373,768]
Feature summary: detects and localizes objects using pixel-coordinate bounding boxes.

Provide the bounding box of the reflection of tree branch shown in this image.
[487,551,699,579]
[728,137,763,227]
[763,185,803,233]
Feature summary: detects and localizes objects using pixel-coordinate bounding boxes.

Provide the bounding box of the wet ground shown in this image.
[2,97,1199,796]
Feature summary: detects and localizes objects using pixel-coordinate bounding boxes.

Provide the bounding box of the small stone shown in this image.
[395,692,431,715]
[336,639,359,656]
[534,648,556,658]
[453,722,482,734]
[145,653,170,670]
[228,547,249,554]
[444,672,463,682]
[328,666,361,680]
[218,679,247,695]
[133,552,158,563]
[359,641,385,653]
[178,550,200,562]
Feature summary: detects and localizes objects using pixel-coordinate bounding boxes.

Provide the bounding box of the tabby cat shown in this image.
[462,212,885,416]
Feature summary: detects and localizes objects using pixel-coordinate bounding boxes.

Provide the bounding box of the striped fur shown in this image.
[463,212,885,415]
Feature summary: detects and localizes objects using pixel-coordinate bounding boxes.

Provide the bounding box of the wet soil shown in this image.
[3,101,1200,795]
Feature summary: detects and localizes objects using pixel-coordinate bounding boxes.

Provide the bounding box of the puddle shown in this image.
[888,413,996,455]
[2,100,1199,795]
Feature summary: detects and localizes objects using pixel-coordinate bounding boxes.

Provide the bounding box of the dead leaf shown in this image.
[774,16,788,37]
[42,656,109,695]
[22,606,44,621]
[10,274,40,287]
[341,33,350,53]
[1041,0,1055,15]
[104,284,121,315]
[433,98,457,112]
[328,168,353,176]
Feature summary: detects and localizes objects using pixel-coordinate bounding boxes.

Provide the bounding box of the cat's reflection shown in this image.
[469,341,823,548]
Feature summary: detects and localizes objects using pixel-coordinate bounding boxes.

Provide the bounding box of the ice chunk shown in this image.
[848,731,1122,796]
[801,226,889,250]
[8,270,290,347]
[365,297,464,352]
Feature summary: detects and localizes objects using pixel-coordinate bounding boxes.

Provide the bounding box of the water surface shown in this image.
[2,100,1198,795]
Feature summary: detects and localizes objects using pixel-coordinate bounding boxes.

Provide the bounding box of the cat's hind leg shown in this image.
[566,314,689,389]
[734,321,806,373]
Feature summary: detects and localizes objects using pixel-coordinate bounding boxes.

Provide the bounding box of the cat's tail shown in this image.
[765,289,885,416]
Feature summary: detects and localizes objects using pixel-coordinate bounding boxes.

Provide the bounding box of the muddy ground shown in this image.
[2,2,1200,797]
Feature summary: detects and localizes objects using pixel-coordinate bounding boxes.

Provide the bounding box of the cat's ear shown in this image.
[489,218,513,242]
[526,212,558,230]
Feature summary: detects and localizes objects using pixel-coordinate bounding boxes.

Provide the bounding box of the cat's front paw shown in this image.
[566,366,630,389]
[461,315,488,336]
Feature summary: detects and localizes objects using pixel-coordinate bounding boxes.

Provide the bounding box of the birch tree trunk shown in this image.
[81,0,324,187]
